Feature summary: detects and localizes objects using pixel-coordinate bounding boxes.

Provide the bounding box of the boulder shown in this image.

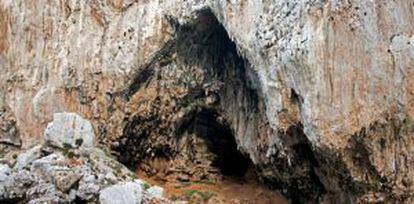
[15,145,42,170]
[54,169,82,192]
[99,182,143,204]
[76,181,101,201]
[44,113,95,149]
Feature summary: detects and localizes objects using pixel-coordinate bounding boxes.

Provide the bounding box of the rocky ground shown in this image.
[0,112,170,204]
[0,112,287,204]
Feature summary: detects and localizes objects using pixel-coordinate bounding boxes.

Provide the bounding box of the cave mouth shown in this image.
[187,108,252,177]
[114,7,287,202]
[118,7,260,179]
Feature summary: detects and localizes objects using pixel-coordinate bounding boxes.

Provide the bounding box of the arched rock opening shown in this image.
[113,7,324,203]
[115,8,264,182]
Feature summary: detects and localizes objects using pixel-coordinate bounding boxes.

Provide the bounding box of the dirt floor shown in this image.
[137,169,288,204]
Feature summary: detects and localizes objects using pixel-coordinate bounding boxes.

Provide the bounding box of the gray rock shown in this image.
[0,172,8,182]
[0,143,160,203]
[54,169,82,192]
[0,162,9,182]
[27,196,60,204]
[0,163,11,174]
[44,113,95,149]
[1,170,34,200]
[146,185,164,198]
[76,182,101,200]
[31,153,65,175]
[15,145,42,170]
[105,171,118,183]
[68,189,77,201]
[26,183,61,203]
[99,182,143,204]
[77,181,101,201]
[82,174,97,183]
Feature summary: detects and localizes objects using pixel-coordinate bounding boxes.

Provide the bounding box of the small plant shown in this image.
[184,189,198,198]
[184,189,217,201]
[174,182,192,189]
[141,182,151,190]
[199,191,216,201]
[194,179,216,185]
[107,105,115,113]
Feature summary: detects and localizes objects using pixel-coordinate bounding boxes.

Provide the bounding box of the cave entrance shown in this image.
[118,7,259,181]
[115,7,288,203]
[187,108,251,177]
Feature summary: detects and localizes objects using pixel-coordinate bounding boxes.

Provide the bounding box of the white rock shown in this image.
[146,185,164,198]
[0,164,11,174]
[68,189,77,201]
[82,175,96,183]
[99,182,143,204]
[15,145,42,170]
[0,164,10,182]
[44,113,95,149]
[77,173,101,201]
[133,179,146,186]
[105,171,117,183]
[0,172,8,182]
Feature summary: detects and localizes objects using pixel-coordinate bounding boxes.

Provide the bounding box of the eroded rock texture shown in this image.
[0,0,413,203]
[0,112,169,204]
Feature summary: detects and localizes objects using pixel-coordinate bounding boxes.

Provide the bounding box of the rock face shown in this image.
[0,0,413,203]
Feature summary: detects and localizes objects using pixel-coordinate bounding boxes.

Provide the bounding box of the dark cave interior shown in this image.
[185,108,252,177]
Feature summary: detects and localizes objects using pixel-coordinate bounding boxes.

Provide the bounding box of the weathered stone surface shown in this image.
[54,169,82,192]
[44,113,95,149]
[0,0,412,203]
[99,182,143,204]
[0,98,21,146]
[147,185,164,198]
[0,163,10,174]
[15,145,41,170]
[0,143,167,203]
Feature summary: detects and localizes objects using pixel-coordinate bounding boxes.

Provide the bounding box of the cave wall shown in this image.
[0,0,413,202]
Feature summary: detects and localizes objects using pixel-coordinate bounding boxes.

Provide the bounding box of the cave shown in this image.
[117,7,263,180]
[183,108,252,177]
[114,7,290,202]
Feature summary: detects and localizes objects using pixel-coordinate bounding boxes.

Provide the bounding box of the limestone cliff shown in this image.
[0,0,413,203]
